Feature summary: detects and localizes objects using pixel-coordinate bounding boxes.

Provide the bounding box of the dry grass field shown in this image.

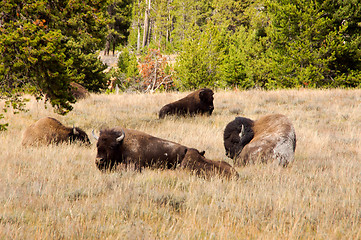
[0,89,360,239]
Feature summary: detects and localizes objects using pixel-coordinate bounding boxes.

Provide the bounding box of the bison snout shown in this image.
[209,106,214,114]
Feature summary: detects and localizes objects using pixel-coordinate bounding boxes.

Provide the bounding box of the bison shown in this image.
[159,88,214,119]
[223,114,296,167]
[181,148,239,179]
[92,127,188,171]
[22,117,90,146]
[70,82,90,99]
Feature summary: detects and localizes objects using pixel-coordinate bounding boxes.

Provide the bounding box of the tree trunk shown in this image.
[148,19,152,46]
[136,0,141,52]
[105,36,110,55]
[137,19,141,52]
[142,0,151,48]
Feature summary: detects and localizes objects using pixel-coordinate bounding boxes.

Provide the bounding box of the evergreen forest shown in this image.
[1,0,361,116]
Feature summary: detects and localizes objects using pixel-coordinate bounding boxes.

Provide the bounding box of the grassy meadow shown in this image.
[0,89,360,239]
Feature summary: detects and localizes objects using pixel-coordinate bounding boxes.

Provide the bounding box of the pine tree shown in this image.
[0,0,109,115]
[152,0,175,52]
[174,21,226,89]
[105,0,134,55]
[262,0,361,88]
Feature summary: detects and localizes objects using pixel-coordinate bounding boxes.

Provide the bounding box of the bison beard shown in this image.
[223,114,296,167]
[93,128,188,172]
[159,88,214,118]
[181,148,239,179]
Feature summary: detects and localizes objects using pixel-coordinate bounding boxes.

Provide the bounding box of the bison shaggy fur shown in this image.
[159,88,214,118]
[22,117,90,146]
[223,114,296,167]
[181,148,239,179]
[70,82,90,99]
[94,127,188,171]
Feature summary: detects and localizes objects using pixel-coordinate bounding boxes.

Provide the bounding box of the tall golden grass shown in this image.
[0,89,360,239]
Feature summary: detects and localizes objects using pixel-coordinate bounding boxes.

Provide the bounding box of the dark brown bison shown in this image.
[181,148,239,179]
[92,127,188,171]
[22,117,90,146]
[223,114,296,167]
[159,88,214,118]
[70,82,90,99]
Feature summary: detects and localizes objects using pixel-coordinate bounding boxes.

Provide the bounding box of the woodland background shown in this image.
[1,0,361,122]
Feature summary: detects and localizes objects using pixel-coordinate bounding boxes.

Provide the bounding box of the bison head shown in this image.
[199,88,214,115]
[69,126,91,145]
[182,148,239,179]
[223,117,254,159]
[92,129,125,171]
[181,148,206,169]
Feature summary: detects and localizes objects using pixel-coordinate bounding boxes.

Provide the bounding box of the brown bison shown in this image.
[92,127,188,171]
[181,148,239,179]
[22,117,90,146]
[223,114,296,167]
[159,88,214,118]
[70,82,90,99]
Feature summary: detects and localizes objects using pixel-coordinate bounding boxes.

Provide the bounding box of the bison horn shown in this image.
[73,125,79,135]
[116,129,125,142]
[239,125,245,138]
[92,130,99,140]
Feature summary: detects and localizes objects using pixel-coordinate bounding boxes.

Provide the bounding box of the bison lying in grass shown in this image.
[22,117,90,146]
[70,82,90,99]
[159,88,214,118]
[92,127,188,172]
[181,148,239,179]
[223,114,296,167]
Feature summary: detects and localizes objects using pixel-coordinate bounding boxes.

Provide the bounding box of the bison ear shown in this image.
[184,148,188,155]
[200,150,205,156]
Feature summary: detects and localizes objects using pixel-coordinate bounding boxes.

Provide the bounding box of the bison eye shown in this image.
[109,143,118,150]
